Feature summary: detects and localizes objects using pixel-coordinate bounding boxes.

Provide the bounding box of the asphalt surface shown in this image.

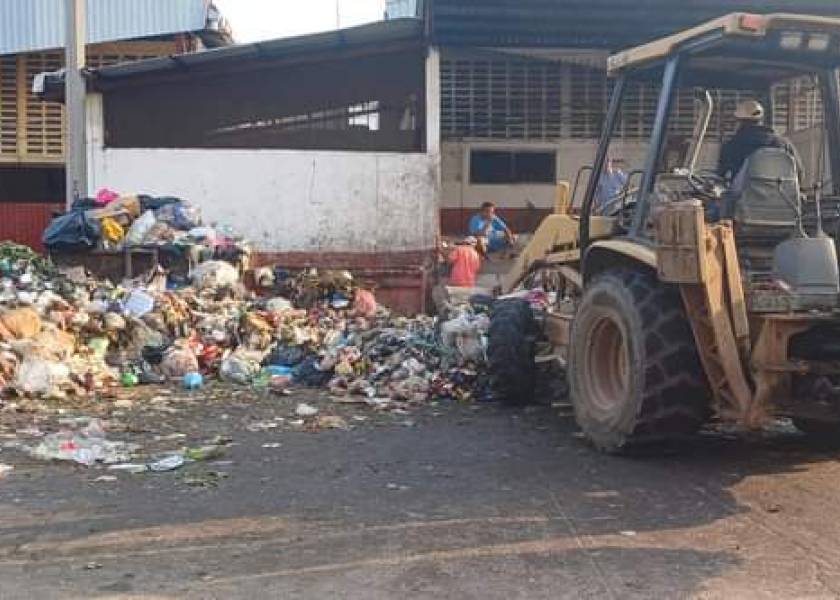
[2,391,840,599]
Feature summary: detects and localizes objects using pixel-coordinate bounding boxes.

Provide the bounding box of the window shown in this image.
[212,100,383,137]
[470,150,556,184]
[442,56,563,140]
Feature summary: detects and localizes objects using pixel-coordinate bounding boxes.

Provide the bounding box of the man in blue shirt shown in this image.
[594,157,628,215]
[468,202,516,253]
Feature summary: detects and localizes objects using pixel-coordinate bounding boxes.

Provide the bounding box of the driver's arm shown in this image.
[717,143,733,179]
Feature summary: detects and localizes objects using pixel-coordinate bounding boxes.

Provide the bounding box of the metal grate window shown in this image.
[0,44,172,165]
[569,63,606,139]
[444,54,701,142]
[0,56,17,158]
[442,53,840,146]
[24,52,65,160]
[441,56,563,140]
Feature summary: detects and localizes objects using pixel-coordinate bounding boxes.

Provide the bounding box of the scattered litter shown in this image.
[315,415,348,430]
[92,475,117,483]
[183,470,228,488]
[183,445,225,461]
[183,372,204,390]
[26,420,135,467]
[0,464,13,479]
[107,463,147,474]
[147,455,186,472]
[295,403,319,418]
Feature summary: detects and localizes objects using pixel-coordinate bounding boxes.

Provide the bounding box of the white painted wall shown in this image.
[88,147,438,253]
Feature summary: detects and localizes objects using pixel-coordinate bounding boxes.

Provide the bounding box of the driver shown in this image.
[717,99,803,181]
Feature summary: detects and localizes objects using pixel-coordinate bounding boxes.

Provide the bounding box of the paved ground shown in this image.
[2,389,840,599]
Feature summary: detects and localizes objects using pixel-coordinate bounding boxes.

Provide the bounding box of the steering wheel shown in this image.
[688,170,726,201]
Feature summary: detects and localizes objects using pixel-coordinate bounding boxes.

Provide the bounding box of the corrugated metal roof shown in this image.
[89,18,425,86]
[429,0,840,49]
[0,0,212,56]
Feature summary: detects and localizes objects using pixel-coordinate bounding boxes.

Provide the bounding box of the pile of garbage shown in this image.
[42,188,249,267]
[0,242,491,405]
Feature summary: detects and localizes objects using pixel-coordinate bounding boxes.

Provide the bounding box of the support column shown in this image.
[65,0,87,209]
[425,46,442,245]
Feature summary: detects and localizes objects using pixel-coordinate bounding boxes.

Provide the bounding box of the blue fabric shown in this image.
[469,214,509,251]
[594,170,628,214]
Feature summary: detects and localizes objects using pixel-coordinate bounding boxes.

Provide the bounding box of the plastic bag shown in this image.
[124,210,156,246]
[219,350,262,385]
[191,261,239,290]
[43,211,101,250]
[101,217,125,242]
[265,297,293,312]
[264,344,306,367]
[441,313,490,362]
[353,289,378,318]
[13,358,71,396]
[95,188,119,206]
[0,307,42,340]
[154,201,201,230]
[124,289,155,317]
[28,420,133,467]
[160,347,199,379]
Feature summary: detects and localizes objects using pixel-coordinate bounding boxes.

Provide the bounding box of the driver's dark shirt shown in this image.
[717,123,803,179]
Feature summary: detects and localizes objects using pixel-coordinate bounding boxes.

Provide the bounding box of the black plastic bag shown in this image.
[43,210,101,250]
[293,355,334,387]
[264,344,307,367]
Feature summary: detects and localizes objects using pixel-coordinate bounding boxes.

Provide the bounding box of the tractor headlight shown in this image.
[808,33,831,52]
[780,31,804,50]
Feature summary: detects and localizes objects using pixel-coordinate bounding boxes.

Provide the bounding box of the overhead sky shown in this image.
[214,0,387,43]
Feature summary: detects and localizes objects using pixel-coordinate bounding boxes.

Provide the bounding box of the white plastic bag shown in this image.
[13,358,70,396]
[125,210,156,246]
[191,261,239,290]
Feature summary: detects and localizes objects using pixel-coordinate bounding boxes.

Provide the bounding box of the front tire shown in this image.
[487,299,538,405]
[569,269,710,453]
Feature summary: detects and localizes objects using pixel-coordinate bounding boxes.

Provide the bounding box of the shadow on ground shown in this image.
[0,401,836,597]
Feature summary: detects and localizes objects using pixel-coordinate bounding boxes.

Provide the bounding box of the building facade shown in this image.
[67,1,840,313]
[0,0,230,248]
[389,0,840,234]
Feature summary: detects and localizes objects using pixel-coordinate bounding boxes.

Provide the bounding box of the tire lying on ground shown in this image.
[487,298,539,405]
[569,269,710,453]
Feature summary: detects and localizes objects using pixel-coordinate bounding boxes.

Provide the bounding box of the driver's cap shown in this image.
[734,99,765,121]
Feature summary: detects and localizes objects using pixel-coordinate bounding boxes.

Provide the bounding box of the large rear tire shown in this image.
[569,269,710,453]
[487,299,538,405]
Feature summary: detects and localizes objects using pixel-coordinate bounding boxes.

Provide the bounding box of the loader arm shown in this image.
[499,215,615,294]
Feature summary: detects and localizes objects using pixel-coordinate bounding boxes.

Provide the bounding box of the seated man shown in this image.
[468,202,516,253]
[718,99,803,182]
[594,157,628,215]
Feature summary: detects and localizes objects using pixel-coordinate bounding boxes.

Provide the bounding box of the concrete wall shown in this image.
[85,45,442,257]
[88,147,438,253]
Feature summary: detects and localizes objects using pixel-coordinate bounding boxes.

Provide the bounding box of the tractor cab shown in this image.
[487,14,840,453]
[581,13,840,277]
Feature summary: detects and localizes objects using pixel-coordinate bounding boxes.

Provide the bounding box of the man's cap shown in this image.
[734,99,765,121]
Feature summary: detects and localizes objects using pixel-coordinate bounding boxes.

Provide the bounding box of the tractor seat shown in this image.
[722,147,801,273]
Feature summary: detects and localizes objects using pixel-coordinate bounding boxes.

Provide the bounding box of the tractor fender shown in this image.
[582,239,657,282]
